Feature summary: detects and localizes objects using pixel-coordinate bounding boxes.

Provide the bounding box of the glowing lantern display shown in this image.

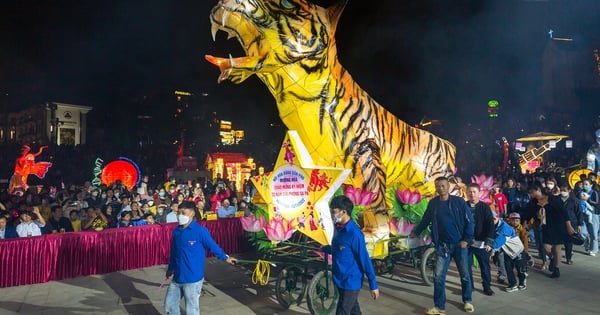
[99,157,141,191]
[488,100,500,118]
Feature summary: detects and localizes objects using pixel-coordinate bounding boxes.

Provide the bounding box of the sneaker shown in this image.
[424,306,446,314]
[590,252,597,257]
[464,302,475,313]
[505,286,519,293]
[518,285,527,291]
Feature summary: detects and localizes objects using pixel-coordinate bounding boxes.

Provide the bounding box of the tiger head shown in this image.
[205,0,347,84]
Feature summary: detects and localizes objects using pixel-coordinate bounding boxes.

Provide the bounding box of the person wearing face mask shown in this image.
[164,201,237,315]
[545,178,560,197]
[526,183,575,278]
[322,195,379,315]
[86,188,103,209]
[580,179,599,256]
[585,129,600,175]
[154,204,168,223]
[156,188,167,201]
[559,183,584,264]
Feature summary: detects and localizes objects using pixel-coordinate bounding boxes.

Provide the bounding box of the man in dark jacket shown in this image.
[46,205,74,233]
[410,177,475,314]
[466,183,496,296]
[559,183,583,264]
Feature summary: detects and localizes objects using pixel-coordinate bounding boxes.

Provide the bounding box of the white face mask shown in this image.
[560,191,569,198]
[177,214,190,225]
[546,184,555,190]
[92,191,99,197]
[334,213,343,224]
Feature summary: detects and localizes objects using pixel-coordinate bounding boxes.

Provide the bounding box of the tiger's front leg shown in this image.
[351,138,387,213]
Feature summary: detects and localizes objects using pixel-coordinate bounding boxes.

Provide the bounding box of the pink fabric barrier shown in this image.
[0,219,247,288]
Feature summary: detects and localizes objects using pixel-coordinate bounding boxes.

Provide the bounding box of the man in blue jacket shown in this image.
[0,214,18,239]
[410,177,475,315]
[323,195,379,314]
[164,201,237,315]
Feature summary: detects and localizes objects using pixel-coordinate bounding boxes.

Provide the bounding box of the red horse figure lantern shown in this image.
[9,145,53,195]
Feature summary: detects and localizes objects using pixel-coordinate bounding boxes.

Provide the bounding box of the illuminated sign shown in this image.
[174,90,192,96]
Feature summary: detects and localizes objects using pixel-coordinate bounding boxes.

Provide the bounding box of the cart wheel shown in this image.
[307,270,338,315]
[420,247,436,286]
[275,266,307,309]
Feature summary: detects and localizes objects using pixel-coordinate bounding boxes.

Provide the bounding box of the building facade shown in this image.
[0,102,92,145]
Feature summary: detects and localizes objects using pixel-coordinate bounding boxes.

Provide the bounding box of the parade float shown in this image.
[205,0,458,212]
[205,1,456,313]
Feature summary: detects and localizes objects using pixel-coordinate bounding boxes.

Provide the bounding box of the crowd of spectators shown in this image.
[0,173,255,239]
[487,170,600,284]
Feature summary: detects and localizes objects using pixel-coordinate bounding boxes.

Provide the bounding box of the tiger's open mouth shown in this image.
[204,3,267,83]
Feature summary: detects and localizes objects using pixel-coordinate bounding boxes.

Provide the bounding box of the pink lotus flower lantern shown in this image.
[471,174,497,204]
[240,214,266,233]
[263,216,296,243]
[395,188,422,205]
[389,217,414,236]
[344,186,377,206]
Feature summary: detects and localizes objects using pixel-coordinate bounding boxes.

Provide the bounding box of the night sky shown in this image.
[2,0,600,157]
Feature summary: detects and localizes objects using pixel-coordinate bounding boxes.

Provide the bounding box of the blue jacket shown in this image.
[412,195,474,246]
[1,225,18,239]
[323,219,378,291]
[492,219,516,250]
[168,220,228,283]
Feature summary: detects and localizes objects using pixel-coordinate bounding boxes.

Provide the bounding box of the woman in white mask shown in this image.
[545,178,560,196]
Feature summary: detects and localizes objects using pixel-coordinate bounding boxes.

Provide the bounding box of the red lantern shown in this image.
[100,159,140,191]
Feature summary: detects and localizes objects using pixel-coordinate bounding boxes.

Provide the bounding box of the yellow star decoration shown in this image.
[251,130,350,245]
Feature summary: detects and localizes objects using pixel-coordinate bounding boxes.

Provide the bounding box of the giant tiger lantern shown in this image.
[206,0,457,216]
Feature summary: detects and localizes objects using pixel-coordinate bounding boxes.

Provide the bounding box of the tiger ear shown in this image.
[326,0,348,30]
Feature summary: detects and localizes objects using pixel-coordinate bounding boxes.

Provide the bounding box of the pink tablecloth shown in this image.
[0,219,247,288]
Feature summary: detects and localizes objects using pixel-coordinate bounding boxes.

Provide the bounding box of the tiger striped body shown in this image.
[206,0,457,211]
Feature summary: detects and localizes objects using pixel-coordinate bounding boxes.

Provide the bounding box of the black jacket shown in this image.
[46,216,74,233]
[469,201,496,246]
[562,196,583,228]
